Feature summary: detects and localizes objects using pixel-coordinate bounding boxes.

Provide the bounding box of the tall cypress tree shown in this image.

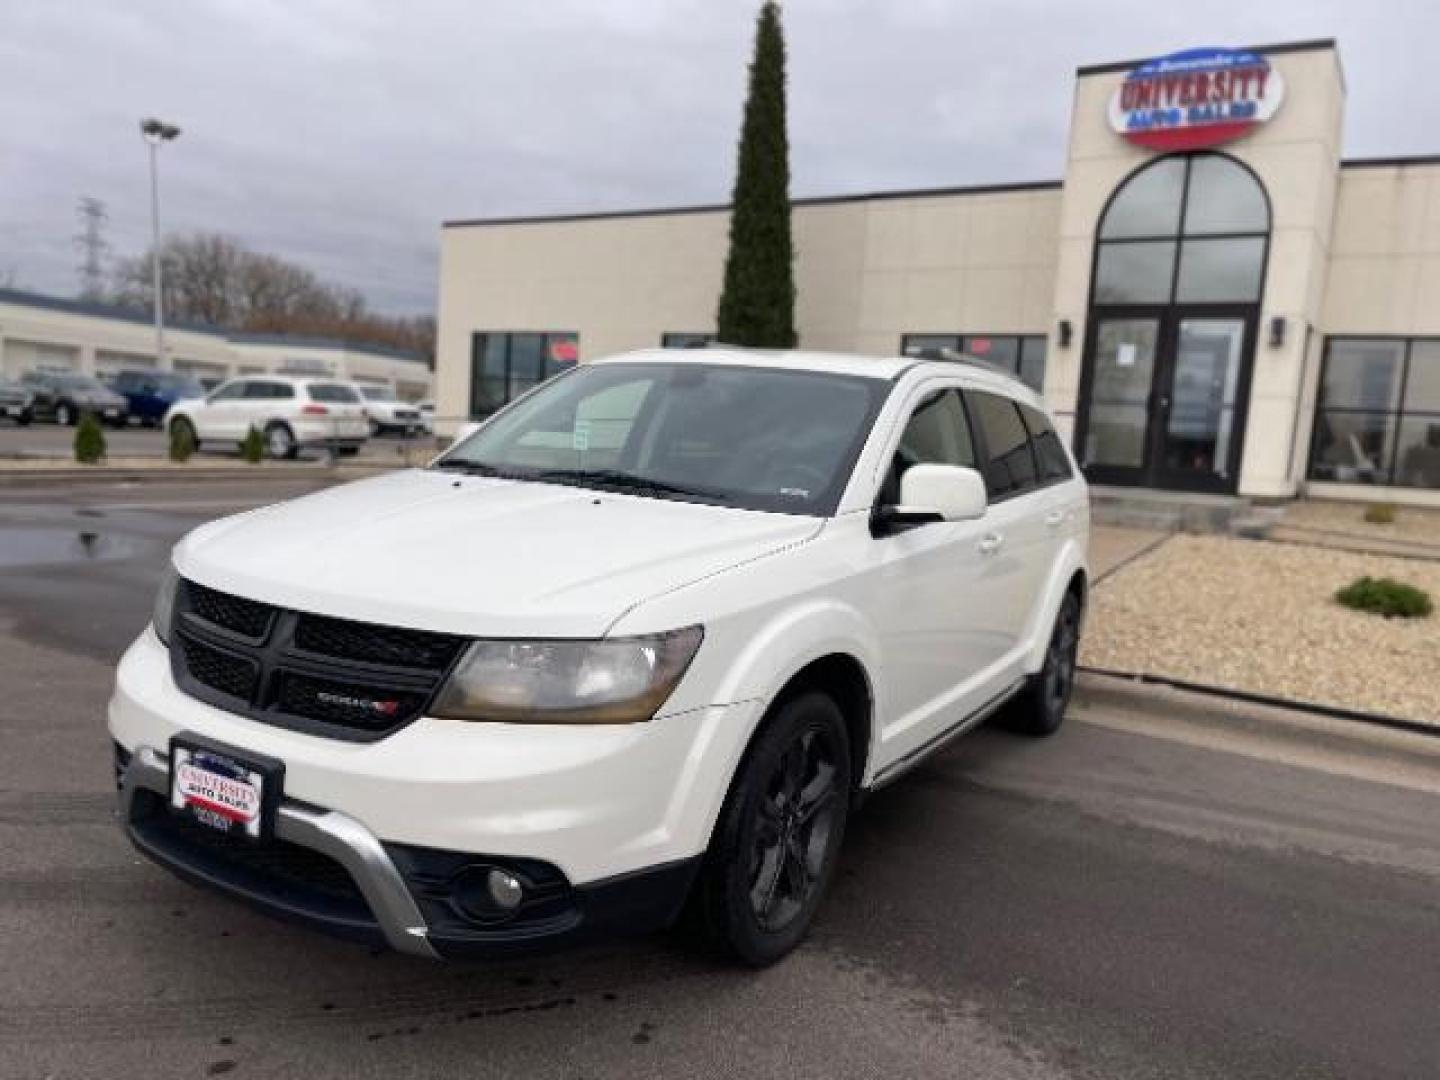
[716,1,795,348]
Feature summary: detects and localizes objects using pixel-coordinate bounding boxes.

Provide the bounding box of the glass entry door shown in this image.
[1079,307,1255,492]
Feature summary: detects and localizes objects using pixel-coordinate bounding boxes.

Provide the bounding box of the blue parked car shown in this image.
[108,370,207,427]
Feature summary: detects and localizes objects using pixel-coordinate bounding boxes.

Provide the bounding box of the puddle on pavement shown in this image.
[0,527,149,568]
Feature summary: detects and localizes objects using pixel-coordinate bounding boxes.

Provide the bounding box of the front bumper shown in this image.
[109,629,752,957]
[117,745,698,958]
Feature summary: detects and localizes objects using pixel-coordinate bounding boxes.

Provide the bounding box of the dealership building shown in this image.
[0,288,433,399]
[436,39,1440,505]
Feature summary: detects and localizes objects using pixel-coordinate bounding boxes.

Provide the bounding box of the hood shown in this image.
[176,468,821,638]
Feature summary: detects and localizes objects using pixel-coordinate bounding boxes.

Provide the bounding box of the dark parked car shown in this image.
[0,377,34,426]
[21,371,130,427]
[109,370,206,427]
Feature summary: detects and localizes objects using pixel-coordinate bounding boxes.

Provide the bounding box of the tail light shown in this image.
[301,404,329,416]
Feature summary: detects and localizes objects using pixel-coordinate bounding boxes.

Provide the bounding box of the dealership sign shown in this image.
[1108,48,1285,151]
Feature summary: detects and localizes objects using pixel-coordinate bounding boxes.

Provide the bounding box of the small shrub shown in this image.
[168,422,195,463]
[1335,576,1432,618]
[73,413,106,464]
[240,425,265,464]
[1363,503,1397,525]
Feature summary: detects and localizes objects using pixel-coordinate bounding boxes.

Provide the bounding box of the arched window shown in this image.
[1092,154,1269,306]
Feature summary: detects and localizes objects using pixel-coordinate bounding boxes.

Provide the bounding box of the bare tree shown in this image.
[109,231,432,365]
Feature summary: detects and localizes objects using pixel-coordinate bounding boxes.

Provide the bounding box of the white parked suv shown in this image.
[165,376,370,459]
[357,384,424,435]
[111,348,1088,965]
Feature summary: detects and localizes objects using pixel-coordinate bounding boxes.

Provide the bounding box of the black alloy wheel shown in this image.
[698,690,851,965]
[1001,589,1082,736]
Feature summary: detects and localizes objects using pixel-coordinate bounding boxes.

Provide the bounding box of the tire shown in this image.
[265,422,298,460]
[368,419,382,437]
[169,416,199,450]
[1000,590,1082,737]
[337,446,360,457]
[55,402,74,426]
[696,690,851,966]
[16,410,31,427]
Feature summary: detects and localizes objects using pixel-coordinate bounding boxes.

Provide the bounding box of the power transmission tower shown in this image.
[74,196,110,301]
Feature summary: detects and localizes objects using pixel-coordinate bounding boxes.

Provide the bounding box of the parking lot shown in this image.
[3,477,1440,1079]
[0,419,439,465]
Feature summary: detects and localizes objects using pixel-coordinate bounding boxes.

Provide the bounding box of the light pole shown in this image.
[140,118,181,367]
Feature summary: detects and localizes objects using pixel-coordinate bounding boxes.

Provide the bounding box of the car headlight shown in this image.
[431,626,704,724]
[152,563,179,646]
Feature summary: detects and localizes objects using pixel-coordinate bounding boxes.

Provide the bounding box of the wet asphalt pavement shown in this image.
[2,477,1439,1079]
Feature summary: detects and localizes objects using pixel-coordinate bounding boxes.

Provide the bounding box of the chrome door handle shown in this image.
[978,533,1003,555]
[1044,510,1065,528]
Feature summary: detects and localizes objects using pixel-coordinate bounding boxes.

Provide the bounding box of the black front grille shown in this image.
[186,580,275,639]
[172,579,459,741]
[294,612,465,670]
[180,634,259,701]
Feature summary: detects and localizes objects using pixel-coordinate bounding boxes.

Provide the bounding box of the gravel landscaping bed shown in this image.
[1081,534,1440,725]
[1280,500,1440,550]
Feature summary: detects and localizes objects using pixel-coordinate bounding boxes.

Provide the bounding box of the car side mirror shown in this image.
[873,464,987,535]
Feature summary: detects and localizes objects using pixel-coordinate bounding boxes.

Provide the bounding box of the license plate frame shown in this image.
[169,734,284,844]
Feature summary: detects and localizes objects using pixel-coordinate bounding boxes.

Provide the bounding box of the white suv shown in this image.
[357,384,424,435]
[165,376,370,459]
[111,348,1088,965]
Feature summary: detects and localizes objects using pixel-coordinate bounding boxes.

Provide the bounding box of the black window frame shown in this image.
[899,333,1048,393]
[1307,335,1440,490]
[470,331,579,418]
[963,389,1043,503]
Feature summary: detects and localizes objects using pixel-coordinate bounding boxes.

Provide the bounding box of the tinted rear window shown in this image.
[308,383,360,403]
[1020,403,1074,483]
[968,391,1038,500]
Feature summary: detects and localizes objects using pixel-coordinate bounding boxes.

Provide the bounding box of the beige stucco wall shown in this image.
[0,300,232,378]
[1049,44,1346,498]
[435,186,1059,422]
[1323,162,1440,334]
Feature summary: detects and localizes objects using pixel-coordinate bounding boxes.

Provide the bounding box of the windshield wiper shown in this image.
[431,460,531,479]
[535,468,728,504]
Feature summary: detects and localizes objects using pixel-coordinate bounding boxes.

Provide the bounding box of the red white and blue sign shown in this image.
[1108,48,1285,151]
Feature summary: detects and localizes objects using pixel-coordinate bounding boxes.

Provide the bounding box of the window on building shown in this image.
[470,332,579,416]
[899,334,1048,392]
[1309,338,1440,489]
[661,332,716,349]
[1094,153,1269,306]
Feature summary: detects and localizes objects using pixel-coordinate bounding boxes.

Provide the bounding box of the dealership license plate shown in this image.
[170,741,271,841]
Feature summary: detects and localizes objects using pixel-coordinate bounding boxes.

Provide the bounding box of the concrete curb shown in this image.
[1076,667,1437,740]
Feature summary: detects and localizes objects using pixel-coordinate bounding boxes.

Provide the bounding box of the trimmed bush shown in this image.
[168,421,196,463]
[240,425,265,464]
[1335,576,1432,618]
[1363,503,1397,525]
[73,413,106,464]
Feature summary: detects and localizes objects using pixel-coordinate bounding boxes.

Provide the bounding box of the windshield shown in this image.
[436,362,888,515]
[360,386,395,401]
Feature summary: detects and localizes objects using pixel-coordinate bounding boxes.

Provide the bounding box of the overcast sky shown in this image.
[2,0,1434,314]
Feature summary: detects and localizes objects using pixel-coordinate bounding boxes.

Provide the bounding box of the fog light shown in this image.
[486,869,524,911]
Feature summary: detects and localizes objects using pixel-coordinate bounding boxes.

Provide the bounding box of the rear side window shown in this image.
[1020,403,1074,483]
[308,383,359,403]
[968,391,1038,500]
[210,381,248,401]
